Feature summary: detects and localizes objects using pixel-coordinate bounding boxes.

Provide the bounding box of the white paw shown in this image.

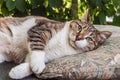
[0,54,5,63]
[31,61,46,74]
[30,50,46,74]
[9,63,32,79]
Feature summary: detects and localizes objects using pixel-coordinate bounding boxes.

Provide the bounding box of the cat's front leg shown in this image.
[9,54,32,79]
[9,63,32,79]
[30,50,46,74]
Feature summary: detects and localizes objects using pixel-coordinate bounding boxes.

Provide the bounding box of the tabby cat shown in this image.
[0,9,111,79]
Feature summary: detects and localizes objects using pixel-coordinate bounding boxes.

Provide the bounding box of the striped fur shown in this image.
[28,21,64,50]
[0,16,59,63]
[0,9,112,79]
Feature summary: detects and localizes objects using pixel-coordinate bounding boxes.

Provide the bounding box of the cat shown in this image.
[0,9,112,79]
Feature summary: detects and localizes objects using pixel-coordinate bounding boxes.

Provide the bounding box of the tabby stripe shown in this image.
[31,47,44,50]
[6,24,13,36]
[37,28,52,38]
[83,26,89,33]
[29,35,45,44]
[31,42,44,47]
[31,43,45,47]
[29,35,41,39]
[29,29,41,35]
[31,45,44,50]
[29,39,45,44]
[93,40,97,46]
[87,46,91,50]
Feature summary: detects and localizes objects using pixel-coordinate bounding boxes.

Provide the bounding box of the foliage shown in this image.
[0,0,120,26]
[0,0,73,21]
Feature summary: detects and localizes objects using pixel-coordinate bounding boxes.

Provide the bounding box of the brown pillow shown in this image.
[36,25,120,80]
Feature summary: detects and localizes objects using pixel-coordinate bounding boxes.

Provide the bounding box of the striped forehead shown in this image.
[73,20,95,29]
[80,23,96,32]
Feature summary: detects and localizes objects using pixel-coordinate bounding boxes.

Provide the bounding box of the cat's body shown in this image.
[0,9,112,79]
[0,16,62,63]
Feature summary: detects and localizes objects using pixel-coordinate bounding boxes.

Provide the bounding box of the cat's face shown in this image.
[69,9,112,51]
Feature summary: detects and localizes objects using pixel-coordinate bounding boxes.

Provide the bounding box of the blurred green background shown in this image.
[0,0,120,26]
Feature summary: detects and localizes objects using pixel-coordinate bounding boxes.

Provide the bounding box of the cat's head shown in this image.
[69,9,112,51]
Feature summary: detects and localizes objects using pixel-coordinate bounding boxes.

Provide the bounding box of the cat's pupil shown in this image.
[86,37,92,41]
[78,26,82,31]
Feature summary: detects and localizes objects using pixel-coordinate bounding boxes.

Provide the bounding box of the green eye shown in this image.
[78,26,82,31]
[86,37,92,41]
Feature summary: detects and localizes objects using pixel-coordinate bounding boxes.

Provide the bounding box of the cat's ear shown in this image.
[81,8,91,23]
[99,31,112,43]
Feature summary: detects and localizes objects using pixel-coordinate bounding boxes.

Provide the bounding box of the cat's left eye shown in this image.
[78,26,82,31]
[86,37,92,41]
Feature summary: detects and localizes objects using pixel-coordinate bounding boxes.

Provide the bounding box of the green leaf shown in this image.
[48,0,63,8]
[15,0,25,12]
[1,7,9,16]
[106,4,115,17]
[98,11,106,24]
[113,0,120,6]
[96,0,102,7]
[31,0,44,8]
[0,0,3,9]
[31,5,46,16]
[6,0,15,11]
[113,15,120,26]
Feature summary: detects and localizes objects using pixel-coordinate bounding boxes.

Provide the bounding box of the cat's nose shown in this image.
[76,35,84,41]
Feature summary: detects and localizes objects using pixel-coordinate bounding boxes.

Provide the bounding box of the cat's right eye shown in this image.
[86,37,92,41]
[78,26,82,32]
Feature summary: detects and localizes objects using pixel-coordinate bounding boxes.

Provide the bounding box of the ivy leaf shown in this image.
[31,0,44,8]
[113,0,120,6]
[1,7,9,16]
[98,11,106,24]
[107,4,115,17]
[6,0,15,11]
[113,15,120,26]
[0,0,3,9]
[48,0,63,8]
[15,0,25,12]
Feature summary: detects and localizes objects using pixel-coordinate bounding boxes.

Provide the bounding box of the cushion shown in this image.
[36,25,120,79]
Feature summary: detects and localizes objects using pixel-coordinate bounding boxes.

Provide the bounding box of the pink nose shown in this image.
[76,35,84,40]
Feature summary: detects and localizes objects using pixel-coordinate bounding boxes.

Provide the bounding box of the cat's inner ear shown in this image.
[81,9,91,23]
[99,31,112,43]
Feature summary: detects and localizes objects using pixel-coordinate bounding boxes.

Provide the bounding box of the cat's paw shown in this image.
[9,63,32,79]
[30,50,46,74]
[31,61,46,74]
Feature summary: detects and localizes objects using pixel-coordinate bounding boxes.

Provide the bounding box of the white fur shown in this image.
[75,39,88,48]
[0,54,5,63]
[10,18,36,47]
[9,63,32,79]
[0,52,12,63]
[0,18,36,63]
[69,31,76,41]
[9,51,46,79]
[45,21,79,62]
[0,29,13,62]
[0,18,37,79]
[10,18,36,62]
[30,50,46,74]
[10,18,36,35]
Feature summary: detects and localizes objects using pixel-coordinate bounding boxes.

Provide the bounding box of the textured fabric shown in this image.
[36,25,120,80]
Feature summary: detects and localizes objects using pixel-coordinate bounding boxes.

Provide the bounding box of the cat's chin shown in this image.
[75,40,88,49]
